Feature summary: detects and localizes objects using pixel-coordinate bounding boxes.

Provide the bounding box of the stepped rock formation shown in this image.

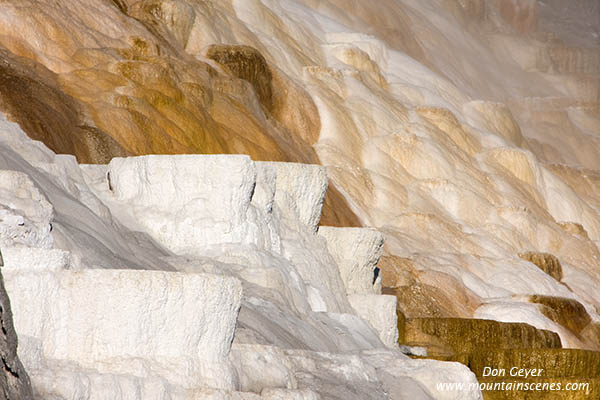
[0,0,598,398]
[0,116,481,399]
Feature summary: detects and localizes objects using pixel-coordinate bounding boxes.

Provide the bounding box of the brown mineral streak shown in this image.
[0,1,360,226]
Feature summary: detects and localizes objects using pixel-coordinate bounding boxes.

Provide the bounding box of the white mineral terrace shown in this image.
[0,115,480,399]
[0,0,598,398]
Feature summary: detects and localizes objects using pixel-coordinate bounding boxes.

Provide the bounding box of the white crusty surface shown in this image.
[257,162,328,233]
[5,268,243,390]
[8,0,599,396]
[0,170,53,249]
[0,116,481,399]
[318,227,385,294]
[107,155,258,255]
[348,294,399,348]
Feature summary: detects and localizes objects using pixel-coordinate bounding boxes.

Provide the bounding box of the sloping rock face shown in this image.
[0,117,482,399]
[0,0,361,229]
[0,0,598,398]
[0,0,598,349]
[0,250,34,400]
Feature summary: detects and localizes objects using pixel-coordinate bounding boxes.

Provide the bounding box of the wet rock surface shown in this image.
[0,0,597,398]
[402,317,562,358]
[518,252,564,281]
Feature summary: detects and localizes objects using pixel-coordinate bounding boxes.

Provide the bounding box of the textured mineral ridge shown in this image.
[0,0,597,399]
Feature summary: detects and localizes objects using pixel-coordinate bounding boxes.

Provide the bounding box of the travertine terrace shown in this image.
[0,115,481,398]
[0,0,598,399]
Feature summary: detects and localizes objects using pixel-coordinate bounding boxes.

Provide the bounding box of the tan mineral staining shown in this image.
[384,284,468,319]
[530,295,592,336]
[303,0,432,69]
[0,48,129,163]
[378,256,417,289]
[402,317,562,357]
[0,0,366,226]
[206,45,274,112]
[493,0,538,34]
[416,270,482,316]
[417,107,482,156]
[529,295,600,351]
[558,221,590,240]
[472,348,600,379]
[474,349,600,400]
[402,314,600,399]
[0,2,599,391]
[581,323,600,349]
[518,252,563,281]
[380,256,480,318]
[270,68,321,147]
[328,46,389,89]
